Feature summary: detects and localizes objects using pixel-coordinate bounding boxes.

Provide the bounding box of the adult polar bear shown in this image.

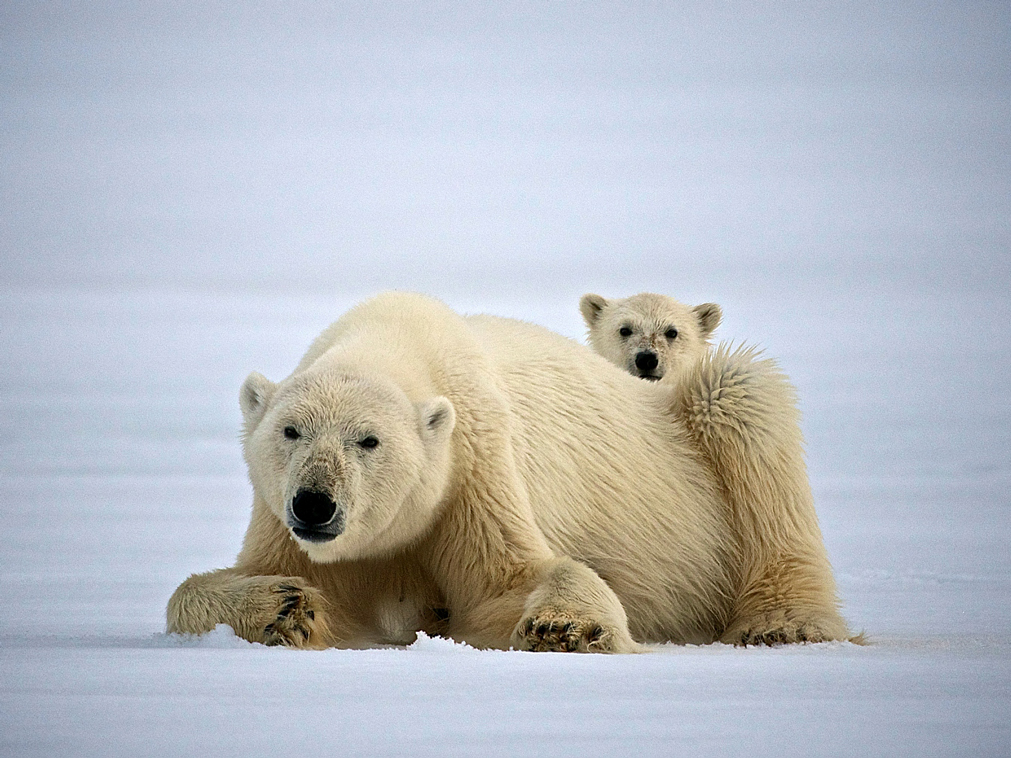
[168,292,849,651]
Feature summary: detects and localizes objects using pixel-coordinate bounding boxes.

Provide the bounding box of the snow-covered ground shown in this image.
[2,3,1009,756]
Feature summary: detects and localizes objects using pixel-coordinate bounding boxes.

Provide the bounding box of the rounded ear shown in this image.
[579,293,608,328]
[418,396,455,445]
[693,303,723,339]
[240,372,277,431]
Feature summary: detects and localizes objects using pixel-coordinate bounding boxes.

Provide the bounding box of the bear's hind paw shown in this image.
[726,621,830,647]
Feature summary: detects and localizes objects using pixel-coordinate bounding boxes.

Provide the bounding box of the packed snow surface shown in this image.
[1,2,1009,756]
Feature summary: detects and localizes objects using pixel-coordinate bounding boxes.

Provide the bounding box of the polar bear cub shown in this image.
[580,292,722,382]
[581,291,857,645]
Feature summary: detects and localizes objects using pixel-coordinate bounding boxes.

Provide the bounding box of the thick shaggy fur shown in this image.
[581,292,849,643]
[167,292,848,651]
[580,292,722,382]
[674,344,849,643]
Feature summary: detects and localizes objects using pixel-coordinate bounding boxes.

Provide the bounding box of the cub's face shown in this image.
[239,368,455,563]
[580,293,722,381]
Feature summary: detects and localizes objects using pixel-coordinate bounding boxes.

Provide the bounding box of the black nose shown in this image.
[291,489,338,526]
[635,351,659,372]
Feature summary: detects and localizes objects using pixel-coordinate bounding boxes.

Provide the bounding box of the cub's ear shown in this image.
[418,396,455,444]
[239,372,277,430]
[693,303,723,339]
[579,293,609,328]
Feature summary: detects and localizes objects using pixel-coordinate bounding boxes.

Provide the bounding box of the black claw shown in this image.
[276,584,299,593]
[587,624,604,641]
[523,618,535,635]
[306,610,315,620]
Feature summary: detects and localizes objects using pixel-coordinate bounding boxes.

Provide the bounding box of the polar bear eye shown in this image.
[618,326,633,338]
[358,435,379,449]
[283,426,301,440]
[665,328,678,340]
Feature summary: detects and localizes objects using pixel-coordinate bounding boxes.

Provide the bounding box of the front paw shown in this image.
[511,558,638,653]
[513,612,621,653]
[262,582,326,649]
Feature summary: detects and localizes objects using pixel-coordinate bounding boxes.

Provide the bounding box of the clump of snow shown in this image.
[407,631,477,653]
[157,624,257,649]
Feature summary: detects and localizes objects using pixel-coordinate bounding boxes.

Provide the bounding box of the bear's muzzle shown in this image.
[288,488,345,543]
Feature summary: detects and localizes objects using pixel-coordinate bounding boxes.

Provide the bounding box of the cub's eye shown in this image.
[665,328,679,340]
[618,326,633,338]
[283,426,300,440]
[358,435,379,449]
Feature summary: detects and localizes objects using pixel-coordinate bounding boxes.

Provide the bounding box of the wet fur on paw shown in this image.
[724,617,833,647]
[514,614,615,653]
[262,583,324,648]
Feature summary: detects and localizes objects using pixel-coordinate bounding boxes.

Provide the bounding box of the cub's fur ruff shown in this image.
[674,343,848,644]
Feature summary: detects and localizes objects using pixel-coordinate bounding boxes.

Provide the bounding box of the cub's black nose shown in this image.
[635,351,659,372]
[291,489,338,526]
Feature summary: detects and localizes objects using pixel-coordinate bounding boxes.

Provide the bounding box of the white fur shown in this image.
[168,292,849,652]
[580,292,721,382]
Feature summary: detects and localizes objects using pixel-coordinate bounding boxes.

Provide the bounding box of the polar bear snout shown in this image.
[634,350,661,379]
[288,488,345,543]
[293,488,337,525]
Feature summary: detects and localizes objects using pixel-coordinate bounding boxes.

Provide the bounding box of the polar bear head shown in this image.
[238,367,456,563]
[580,292,722,382]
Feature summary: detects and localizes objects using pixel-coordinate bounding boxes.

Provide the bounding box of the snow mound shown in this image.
[156,624,258,649]
[407,631,479,653]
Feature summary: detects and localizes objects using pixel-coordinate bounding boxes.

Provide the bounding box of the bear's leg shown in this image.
[425,484,640,653]
[166,569,334,649]
[510,558,640,653]
[676,345,850,644]
[720,553,850,645]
